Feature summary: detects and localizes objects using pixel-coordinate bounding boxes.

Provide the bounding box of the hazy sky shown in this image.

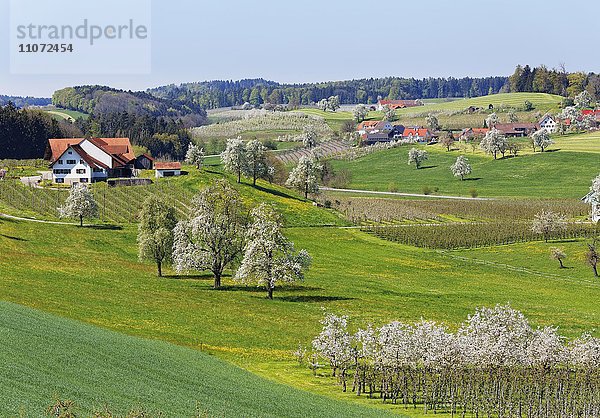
[0,0,597,97]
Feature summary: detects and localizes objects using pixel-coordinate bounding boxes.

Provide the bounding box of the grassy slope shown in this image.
[2,217,600,415]
[0,301,395,418]
[296,108,353,131]
[330,144,599,198]
[0,164,346,227]
[42,107,89,121]
[396,93,563,116]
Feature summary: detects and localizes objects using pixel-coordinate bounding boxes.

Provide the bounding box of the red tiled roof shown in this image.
[379,99,421,108]
[88,138,136,162]
[155,162,181,170]
[357,121,379,130]
[582,110,600,116]
[47,138,84,161]
[48,137,136,168]
[403,128,430,137]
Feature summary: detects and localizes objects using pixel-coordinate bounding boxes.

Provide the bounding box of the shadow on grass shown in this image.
[544,149,561,153]
[253,184,305,202]
[417,165,438,170]
[463,177,482,181]
[279,295,353,303]
[0,234,26,241]
[213,284,323,293]
[84,224,123,231]
[163,273,215,281]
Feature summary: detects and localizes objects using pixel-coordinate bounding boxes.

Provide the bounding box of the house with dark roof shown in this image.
[494,123,539,137]
[362,132,393,145]
[47,137,137,185]
[135,153,155,170]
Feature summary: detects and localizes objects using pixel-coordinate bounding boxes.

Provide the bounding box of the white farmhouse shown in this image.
[583,192,600,223]
[48,138,136,185]
[539,114,557,133]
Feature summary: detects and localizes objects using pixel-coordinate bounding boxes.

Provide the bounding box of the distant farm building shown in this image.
[460,128,489,141]
[155,162,182,178]
[494,123,539,137]
[356,120,380,135]
[377,100,423,111]
[539,115,558,133]
[47,138,136,185]
[359,122,405,145]
[135,154,155,170]
[402,127,433,142]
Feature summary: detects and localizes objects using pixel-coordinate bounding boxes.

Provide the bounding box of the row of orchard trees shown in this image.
[220,137,323,198]
[309,305,600,416]
[139,180,311,299]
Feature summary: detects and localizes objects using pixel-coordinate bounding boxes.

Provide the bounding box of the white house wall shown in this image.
[52,148,93,185]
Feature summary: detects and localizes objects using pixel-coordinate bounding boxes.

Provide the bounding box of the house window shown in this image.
[55,178,64,184]
[58,159,63,164]
[66,159,76,165]
[76,169,86,174]
[80,160,85,164]
[68,151,72,155]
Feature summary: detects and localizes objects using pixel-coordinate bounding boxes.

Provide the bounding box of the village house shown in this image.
[582,192,600,223]
[155,162,182,178]
[494,123,539,137]
[135,153,155,170]
[377,99,423,111]
[459,128,489,141]
[361,123,405,145]
[402,127,432,142]
[581,109,600,128]
[47,137,136,185]
[362,132,392,145]
[539,114,557,133]
[356,121,379,135]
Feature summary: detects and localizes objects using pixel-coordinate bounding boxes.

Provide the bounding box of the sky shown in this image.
[0,0,597,97]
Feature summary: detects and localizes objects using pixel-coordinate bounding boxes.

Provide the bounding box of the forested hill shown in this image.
[147,76,509,109]
[52,85,207,121]
[0,95,51,108]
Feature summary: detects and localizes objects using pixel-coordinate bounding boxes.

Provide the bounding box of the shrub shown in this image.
[469,188,478,198]
[388,182,399,193]
[422,186,432,195]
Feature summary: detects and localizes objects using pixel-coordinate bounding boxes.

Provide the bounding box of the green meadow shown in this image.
[0,301,395,417]
[2,210,600,415]
[330,139,600,198]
